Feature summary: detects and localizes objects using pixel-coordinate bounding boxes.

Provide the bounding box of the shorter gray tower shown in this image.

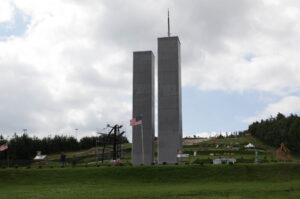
[132,51,155,165]
[158,36,182,164]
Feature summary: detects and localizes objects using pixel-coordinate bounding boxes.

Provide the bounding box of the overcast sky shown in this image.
[1,0,300,140]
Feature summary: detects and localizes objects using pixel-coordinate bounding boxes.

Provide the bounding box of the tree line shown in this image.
[248,113,300,153]
[0,133,128,160]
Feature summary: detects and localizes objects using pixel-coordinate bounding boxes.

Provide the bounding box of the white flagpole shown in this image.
[7,143,9,167]
[141,122,144,165]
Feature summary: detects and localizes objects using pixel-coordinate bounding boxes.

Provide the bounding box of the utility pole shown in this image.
[96,136,99,164]
[96,130,106,164]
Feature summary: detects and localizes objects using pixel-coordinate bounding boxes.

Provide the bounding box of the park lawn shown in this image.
[1,180,300,199]
[1,164,300,199]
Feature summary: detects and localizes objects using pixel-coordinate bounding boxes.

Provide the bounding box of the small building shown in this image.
[176,153,190,164]
[213,158,236,165]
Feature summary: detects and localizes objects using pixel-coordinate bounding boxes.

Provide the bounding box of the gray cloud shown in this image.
[0,0,300,139]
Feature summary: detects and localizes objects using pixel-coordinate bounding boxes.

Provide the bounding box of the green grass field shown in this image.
[1,164,300,199]
[2,136,299,198]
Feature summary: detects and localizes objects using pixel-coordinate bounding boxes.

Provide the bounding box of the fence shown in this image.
[0,148,132,168]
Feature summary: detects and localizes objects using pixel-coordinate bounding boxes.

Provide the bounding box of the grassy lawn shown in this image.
[2,136,297,198]
[1,164,300,199]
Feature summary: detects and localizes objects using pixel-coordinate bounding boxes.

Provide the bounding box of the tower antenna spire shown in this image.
[168,9,170,37]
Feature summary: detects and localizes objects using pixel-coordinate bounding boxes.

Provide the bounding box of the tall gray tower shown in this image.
[132,51,155,165]
[158,36,182,164]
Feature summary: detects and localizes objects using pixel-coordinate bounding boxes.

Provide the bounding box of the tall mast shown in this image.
[168,9,170,37]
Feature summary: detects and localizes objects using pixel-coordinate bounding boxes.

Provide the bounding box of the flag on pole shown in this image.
[130,116,142,126]
[0,143,8,152]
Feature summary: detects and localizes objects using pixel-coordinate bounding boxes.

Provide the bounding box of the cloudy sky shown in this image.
[1,0,300,140]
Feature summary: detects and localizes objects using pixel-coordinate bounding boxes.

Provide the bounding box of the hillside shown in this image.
[183,135,279,164]
[28,135,299,168]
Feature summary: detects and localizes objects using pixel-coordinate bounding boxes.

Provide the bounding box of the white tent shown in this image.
[245,143,255,148]
[34,155,47,160]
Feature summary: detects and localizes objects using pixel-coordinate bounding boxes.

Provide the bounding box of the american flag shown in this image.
[0,143,8,152]
[130,116,142,126]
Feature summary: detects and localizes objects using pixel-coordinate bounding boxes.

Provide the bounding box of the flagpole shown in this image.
[7,143,9,168]
[141,122,144,165]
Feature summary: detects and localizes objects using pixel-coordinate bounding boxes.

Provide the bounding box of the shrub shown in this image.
[237,157,254,163]
[72,160,77,167]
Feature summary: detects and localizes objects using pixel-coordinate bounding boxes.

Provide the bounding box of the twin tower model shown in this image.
[132,35,182,165]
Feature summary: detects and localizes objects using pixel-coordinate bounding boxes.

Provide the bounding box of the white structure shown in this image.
[34,151,47,160]
[213,158,236,165]
[245,143,255,148]
[34,155,46,160]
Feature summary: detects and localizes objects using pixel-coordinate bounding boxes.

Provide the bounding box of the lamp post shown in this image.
[74,129,78,141]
